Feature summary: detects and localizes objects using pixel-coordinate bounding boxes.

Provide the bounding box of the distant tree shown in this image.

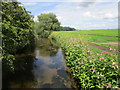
[59,26,76,31]
[36,13,60,38]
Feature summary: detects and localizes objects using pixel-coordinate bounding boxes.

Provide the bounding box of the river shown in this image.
[3,38,76,88]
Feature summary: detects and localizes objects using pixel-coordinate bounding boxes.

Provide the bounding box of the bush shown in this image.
[2,1,36,71]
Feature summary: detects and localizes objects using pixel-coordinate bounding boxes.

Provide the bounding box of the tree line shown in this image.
[1,0,76,72]
[34,13,76,38]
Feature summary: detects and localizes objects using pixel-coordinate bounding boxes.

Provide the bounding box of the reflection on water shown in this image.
[2,38,73,88]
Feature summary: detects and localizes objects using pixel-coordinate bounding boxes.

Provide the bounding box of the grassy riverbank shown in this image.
[50,29,119,88]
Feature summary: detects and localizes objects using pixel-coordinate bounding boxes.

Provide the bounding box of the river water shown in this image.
[3,38,75,88]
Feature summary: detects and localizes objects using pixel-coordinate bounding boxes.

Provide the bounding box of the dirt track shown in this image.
[99,42,119,47]
[88,42,119,53]
[87,34,119,38]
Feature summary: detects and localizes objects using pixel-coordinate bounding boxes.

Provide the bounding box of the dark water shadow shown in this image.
[2,38,75,88]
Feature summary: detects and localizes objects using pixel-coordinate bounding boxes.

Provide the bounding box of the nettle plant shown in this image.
[64,41,119,88]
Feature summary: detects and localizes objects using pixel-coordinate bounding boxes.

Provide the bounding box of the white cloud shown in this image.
[52,2,117,29]
[18,0,119,2]
[39,3,54,7]
[32,1,118,30]
[105,13,117,19]
[22,2,37,6]
[33,15,38,21]
[84,12,96,18]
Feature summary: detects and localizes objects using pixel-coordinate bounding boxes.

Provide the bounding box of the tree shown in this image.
[36,13,60,38]
[59,26,76,31]
[2,0,36,71]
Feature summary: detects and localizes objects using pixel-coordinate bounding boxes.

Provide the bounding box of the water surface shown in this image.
[3,38,74,88]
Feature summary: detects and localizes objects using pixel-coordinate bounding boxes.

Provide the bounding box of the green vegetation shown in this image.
[35,13,60,38]
[1,0,119,88]
[83,35,118,43]
[76,29,118,37]
[50,30,119,88]
[54,29,118,43]
[34,13,76,38]
[58,26,76,31]
[2,1,36,71]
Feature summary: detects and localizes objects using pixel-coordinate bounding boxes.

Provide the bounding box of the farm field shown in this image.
[50,29,119,88]
[63,29,118,37]
[54,29,119,50]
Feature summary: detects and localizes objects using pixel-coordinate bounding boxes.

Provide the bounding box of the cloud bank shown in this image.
[19,0,118,30]
[41,2,117,29]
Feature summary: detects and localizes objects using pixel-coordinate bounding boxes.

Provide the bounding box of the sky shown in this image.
[18,0,119,30]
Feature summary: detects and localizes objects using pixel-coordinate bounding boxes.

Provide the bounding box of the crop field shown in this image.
[63,29,118,36]
[54,29,119,49]
[50,29,119,88]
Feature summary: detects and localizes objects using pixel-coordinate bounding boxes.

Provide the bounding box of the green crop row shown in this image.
[50,32,119,88]
[63,29,118,37]
[53,30,118,50]
[54,29,118,43]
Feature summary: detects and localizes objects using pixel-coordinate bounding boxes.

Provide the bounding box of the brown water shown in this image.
[3,38,75,88]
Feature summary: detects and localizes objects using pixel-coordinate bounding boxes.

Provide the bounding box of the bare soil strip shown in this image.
[87,34,119,38]
[99,42,119,47]
[88,42,111,51]
[88,42,119,53]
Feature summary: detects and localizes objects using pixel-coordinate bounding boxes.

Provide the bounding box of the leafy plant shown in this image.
[2,0,36,71]
[50,31,119,88]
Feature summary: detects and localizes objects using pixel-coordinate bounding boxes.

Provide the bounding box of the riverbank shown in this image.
[50,31,119,88]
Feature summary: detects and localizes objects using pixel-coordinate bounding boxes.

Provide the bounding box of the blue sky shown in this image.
[18,0,118,30]
[23,2,60,15]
